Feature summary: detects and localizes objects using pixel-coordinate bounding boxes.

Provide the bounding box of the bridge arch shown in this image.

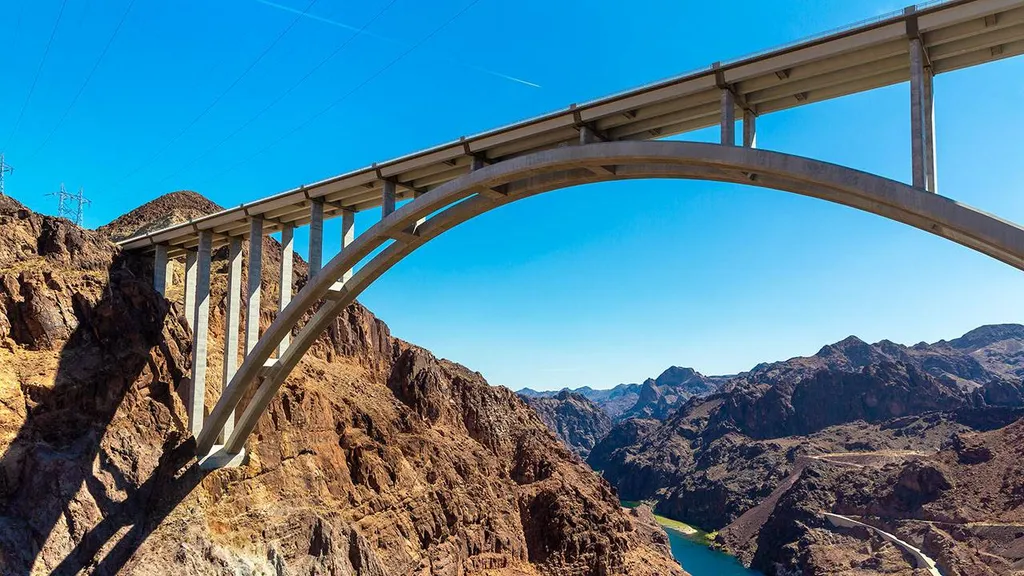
[196,141,1024,457]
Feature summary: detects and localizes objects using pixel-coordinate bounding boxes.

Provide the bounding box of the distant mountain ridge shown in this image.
[518,365,726,422]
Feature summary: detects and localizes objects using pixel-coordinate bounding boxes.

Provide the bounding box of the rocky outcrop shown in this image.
[0,194,684,576]
[520,391,613,458]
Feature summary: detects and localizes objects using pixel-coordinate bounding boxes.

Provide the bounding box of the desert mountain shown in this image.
[618,366,724,421]
[519,384,643,420]
[98,190,224,241]
[0,193,683,576]
[518,367,722,460]
[519,365,724,423]
[592,329,1024,574]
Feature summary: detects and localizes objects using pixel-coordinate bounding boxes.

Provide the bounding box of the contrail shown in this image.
[252,0,541,88]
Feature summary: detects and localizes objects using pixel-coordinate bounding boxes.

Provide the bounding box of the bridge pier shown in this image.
[743,110,757,149]
[720,89,736,146]
[219,237,242,443]
[909,36,927,189]
[923,66,937,193]
[308,199,324,278]
[153,244,171,296]
[188,230,213,438]
[184,249,197,329]
[382,180,397,218]
[341,210,355,283]
[278,224,294,355]
[245,218,263,353]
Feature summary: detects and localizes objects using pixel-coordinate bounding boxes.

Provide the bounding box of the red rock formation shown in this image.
[0,193,684,575]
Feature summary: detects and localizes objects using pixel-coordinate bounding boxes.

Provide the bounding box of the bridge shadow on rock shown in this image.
[0,207,205,575]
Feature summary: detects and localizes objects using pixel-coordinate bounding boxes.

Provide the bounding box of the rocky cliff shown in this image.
[520,391,613,459]
[0,193,684,576]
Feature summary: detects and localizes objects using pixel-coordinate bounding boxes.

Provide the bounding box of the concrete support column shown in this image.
[245,218,263,354]
[923,67,937,193]
[278,224,294,356]
[341,210,355,283]
[220,237,242,443]
[308,199,324,278]
[188,230,213,438]
[153,244,170,296]
[579,126,603,145]
[743,109,757,148]
[184,250,198,329]
[909,37,926,189]
[720,89,736,146]
[382,181,396,218]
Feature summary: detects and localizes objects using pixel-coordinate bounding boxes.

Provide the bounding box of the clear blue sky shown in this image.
[3,0,1023,391]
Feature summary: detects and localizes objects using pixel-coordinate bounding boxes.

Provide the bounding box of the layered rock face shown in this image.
[520,391,613,458]
[0,194,683,576]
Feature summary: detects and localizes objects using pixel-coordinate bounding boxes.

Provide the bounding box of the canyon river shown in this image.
[663,527,762,575]
[622,501,761,575]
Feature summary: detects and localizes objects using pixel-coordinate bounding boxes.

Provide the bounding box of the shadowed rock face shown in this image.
[716,361,967,440]
[520,391,613,458]
[0,194,684,576]
[587,418,660,473]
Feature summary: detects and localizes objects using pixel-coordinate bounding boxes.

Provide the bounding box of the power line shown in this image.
[203,0,484,185]
[112,0,319,184]
[150,0,401,187]
[4,0,71,151]
[25,0,137,162]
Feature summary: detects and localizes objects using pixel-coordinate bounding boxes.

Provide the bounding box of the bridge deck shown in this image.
[119,0,1024,256]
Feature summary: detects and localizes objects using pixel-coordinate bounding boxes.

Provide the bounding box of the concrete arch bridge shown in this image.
[116,0,1024,467]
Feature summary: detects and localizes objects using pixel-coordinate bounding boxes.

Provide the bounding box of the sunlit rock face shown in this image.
[0,193,684,576]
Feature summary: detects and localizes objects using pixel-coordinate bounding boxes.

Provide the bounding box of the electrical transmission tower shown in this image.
[48,183,91,226]
[0,153,12,196]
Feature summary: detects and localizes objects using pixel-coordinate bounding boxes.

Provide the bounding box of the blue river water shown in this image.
[664,527,762,575]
